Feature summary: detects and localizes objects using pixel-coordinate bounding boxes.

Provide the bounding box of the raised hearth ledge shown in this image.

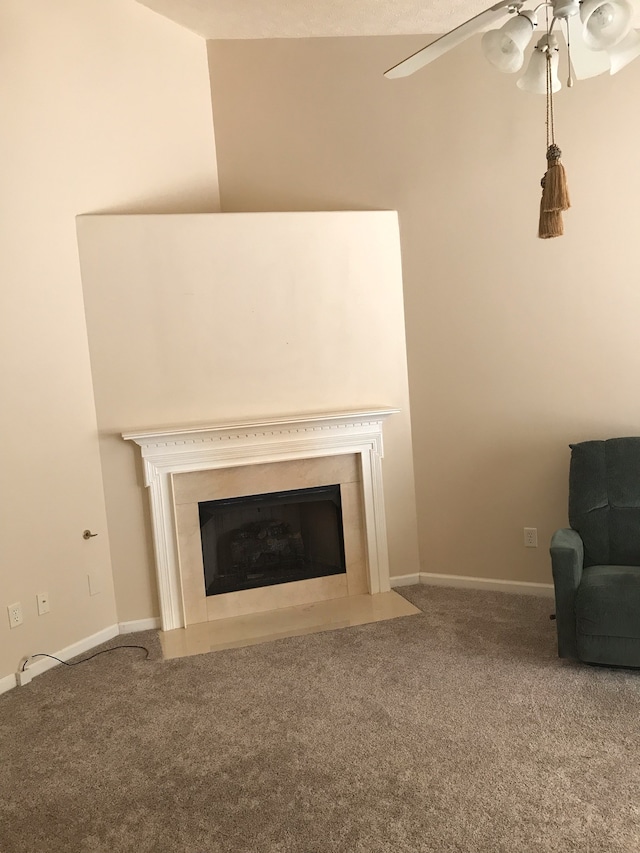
[123,409,399,631]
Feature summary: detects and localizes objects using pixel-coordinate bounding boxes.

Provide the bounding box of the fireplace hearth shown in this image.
[200,485,346,595]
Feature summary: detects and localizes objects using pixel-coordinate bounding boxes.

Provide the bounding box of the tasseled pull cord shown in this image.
[538,35,570,239]
[538,173,564,239]
[543,143,571,213]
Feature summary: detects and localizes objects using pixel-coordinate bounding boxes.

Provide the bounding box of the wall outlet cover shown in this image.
[16,669,32,687]
[7,602,23,628]
[88,571,101,596]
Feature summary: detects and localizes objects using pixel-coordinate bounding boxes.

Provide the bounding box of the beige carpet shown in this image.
[1,585,640,853]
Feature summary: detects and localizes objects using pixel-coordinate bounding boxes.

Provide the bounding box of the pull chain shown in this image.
[538,10,570,239]
[546,46,555,149]
[565,18,574,87]
[545,1,555,151]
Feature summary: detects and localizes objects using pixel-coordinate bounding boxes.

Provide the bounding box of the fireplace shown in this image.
[200,484,346,595]
[173,452,369,623]
[123,409,398,630]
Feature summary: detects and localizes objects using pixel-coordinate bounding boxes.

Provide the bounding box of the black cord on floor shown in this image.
[21,645,150,672]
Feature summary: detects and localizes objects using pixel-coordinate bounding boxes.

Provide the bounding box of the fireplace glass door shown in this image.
[199,485,347,596]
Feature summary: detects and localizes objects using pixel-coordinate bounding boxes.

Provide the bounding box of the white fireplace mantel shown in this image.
[123,409,399,631]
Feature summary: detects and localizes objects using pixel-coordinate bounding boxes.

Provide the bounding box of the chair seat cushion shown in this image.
[576,565,640,639]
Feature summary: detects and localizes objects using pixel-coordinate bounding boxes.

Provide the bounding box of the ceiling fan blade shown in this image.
[608,29,640,74]
[563,12,611,78]
[384,1,521,79]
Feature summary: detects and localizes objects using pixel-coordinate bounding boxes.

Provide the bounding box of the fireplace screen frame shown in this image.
[199,484,348,596]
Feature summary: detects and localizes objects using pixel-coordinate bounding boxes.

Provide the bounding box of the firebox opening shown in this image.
[199,485,347,596]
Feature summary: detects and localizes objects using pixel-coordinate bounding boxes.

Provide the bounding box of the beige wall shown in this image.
[76,212,420,622]
[207,35,640,585]
[0,0,219,684]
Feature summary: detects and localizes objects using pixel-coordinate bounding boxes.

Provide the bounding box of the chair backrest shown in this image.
[569,437,640,568]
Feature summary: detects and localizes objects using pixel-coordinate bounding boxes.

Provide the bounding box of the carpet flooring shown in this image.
[1,585,640,853]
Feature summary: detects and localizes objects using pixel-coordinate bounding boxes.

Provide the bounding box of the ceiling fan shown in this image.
[385,0,640,91]
[384,0,640,238]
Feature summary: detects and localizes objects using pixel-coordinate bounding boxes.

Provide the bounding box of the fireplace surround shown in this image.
[123,409,398,630]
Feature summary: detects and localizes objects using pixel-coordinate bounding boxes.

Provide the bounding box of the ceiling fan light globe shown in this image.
[517,46,562,94]
[552,0,581,19]
[580,0,633,49]
[481,12,537,73]
[481,30,526,72]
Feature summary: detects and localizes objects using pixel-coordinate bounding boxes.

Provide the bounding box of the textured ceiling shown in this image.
[135,0,494,39]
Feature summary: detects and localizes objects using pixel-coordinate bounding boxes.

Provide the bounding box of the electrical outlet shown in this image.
[36,592,50,615]
[7,602,23,628]
[88,571,101,596]
[524,527,538,548]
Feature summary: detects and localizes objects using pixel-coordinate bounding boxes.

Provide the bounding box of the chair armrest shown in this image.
[550,528,584,659]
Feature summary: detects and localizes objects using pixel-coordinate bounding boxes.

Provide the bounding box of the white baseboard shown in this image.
[118,617,160,634]
[391,571,554,597]
[390,573,421,588]
[2,576,552,696]
[10,624,120,689]
[419,572,555,597]
[0,672,18,696]
[2,618,162,695]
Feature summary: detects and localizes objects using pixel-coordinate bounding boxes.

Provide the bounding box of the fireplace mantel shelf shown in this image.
[122,408,400,446]
[123,408,399,631]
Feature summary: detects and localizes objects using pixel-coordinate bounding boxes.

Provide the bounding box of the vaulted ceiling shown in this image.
[135,0,490,39]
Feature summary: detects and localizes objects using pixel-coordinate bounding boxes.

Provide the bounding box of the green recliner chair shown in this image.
[551,437,640,667]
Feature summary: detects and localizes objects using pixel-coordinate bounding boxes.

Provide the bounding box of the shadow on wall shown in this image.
[84,186,220,217]
[416,432,573,582]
